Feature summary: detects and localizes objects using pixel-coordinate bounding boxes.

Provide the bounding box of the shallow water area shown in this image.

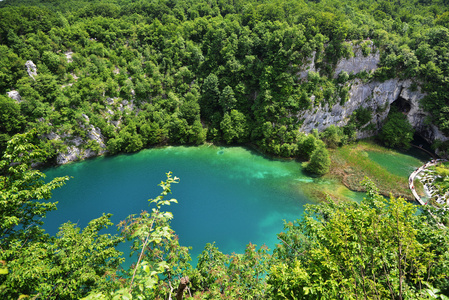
[367,148,429,178]
[44,146,313,266]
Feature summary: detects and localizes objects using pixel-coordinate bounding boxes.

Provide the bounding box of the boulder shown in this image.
[56,146,80,165]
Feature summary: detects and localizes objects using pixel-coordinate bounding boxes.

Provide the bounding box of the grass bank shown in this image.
[328,141,414,200]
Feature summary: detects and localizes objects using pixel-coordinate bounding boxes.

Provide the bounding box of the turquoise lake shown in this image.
[44,146,314,265]
[367,147,428,178]
[43,145,427,266]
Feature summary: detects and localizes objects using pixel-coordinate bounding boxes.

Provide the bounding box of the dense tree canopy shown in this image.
[2,0,449,297]
[1,0,449,167]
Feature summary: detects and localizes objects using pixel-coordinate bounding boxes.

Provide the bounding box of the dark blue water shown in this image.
[43,146,312,265]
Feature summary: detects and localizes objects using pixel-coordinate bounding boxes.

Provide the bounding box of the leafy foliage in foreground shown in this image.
[1,134,449,299]
[0,133,124,299]
[271,179,449,299]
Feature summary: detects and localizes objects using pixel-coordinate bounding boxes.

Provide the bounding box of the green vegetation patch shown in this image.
[330,141,413,199]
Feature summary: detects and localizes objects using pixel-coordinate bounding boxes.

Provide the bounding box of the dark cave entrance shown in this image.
[411,133,436,159]
[391,95,411,114]
[388,95,437,158]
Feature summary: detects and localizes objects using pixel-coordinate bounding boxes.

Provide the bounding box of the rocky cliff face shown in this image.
[54,125,107,165]
[43,118,107,165]
[298,43,449,148]
[297,42,380,80]
[7,90,22,102]
[333,42,380,78]
[25,60,37,79]
[47,97,138,165]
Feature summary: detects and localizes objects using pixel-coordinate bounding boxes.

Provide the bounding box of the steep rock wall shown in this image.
[56,125,107,164]
[333,42,380,78]
[298,44,448,147]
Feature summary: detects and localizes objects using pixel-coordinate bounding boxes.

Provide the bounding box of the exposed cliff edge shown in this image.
[299,78,435,139]
[50,124,108,165]
[298,42,448,152]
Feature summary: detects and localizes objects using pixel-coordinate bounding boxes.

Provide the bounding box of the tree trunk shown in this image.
[176,276,189,300]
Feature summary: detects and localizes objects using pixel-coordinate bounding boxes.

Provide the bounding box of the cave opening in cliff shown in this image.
[411,133,437,159]
[391,96,411,114]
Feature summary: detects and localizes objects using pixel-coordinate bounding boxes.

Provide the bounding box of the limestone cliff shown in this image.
[25,60,37,80]
[298,43,448,148]
[43,120,107,165]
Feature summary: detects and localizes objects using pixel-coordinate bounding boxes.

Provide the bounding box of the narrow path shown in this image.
[409,159,446,205]
[409,159,447,228]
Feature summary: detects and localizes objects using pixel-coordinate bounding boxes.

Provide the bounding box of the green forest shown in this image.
[1,0,449,298]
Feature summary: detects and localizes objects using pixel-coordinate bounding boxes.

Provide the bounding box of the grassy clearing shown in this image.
[328,141,414,200]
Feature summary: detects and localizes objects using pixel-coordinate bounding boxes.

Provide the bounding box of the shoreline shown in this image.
[44,140,428,203]
[328,141,427,201]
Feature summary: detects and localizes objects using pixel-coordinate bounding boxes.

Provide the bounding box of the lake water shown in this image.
[43,146,313,265]
[367,148,428,178]
[43,145,427,266]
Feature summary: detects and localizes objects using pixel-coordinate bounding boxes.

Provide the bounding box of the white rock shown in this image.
[87,125,106,151]
[72,136,83,147]
[25,60,37,79]
[44,132,60,140]
[7,90,22,102]
[57,146,80,165]
[55,126,107,164]
[65,51,73,63]
[334,43,379,78]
